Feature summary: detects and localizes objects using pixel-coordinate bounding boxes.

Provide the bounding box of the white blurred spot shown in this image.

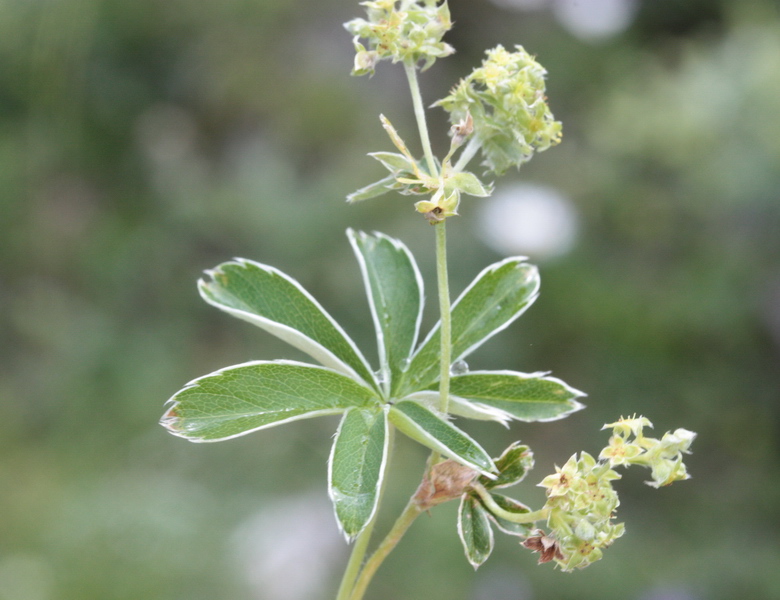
[231,493,345,600]
[477,183,578,260]
[553,0,638,41]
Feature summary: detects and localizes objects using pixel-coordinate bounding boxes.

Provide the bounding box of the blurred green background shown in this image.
[2,0,779,598]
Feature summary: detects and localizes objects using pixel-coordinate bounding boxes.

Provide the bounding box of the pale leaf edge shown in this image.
[199,258,376,389]
[327,405,391,541]
[388,401,496,478]
[457,494,495,569]
[347,229,424,393]
[161,359,376,443]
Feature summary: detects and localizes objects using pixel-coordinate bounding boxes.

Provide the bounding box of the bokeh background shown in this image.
[2,0,779,598]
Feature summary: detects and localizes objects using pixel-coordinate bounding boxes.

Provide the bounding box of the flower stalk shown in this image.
[471,482,549,524]
[434,208,451,415]
[404,61,439,178]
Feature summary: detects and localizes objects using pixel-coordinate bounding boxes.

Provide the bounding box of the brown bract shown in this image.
[522,530,565,564]
[414,460,478,509]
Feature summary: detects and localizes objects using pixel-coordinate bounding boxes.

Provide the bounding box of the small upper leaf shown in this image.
[445,370,585,423]
[348,229,424,396]
[369,151,416,174]
[347,174,403,203]
[380,114,415,162]
[458,495,494,569]
[480,442,534,489]
[199,259,377,389]
[445,171,493,198]
[329,407,389,540]
[388,400,496,477]
[161,360,380,442]
[397,257,540,396]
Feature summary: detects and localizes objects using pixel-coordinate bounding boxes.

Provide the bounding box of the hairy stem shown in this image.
[404,61,438,178]
[349,500,423,600]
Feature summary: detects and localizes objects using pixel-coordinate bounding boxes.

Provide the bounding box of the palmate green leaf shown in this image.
[348,229,423,396]
[198,259,377,390]
[458,495,494,569]
[397,257,540,396]
[329,407,389,540]
[388,400,496,477]
[445,370,586,423]
[161,360,380,442]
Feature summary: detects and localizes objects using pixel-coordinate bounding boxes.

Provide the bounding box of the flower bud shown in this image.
[450,113,474,148]
[352,39,380,76]
[415,189,459,223]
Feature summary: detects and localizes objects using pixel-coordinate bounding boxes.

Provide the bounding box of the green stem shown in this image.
[335,516,377,600]
[336,426,395,600]
[349,500,423,600]
[404,57,451,416]
[453,137,480,173]
[471,483,549,524]
[435,221,451,414]
[404,61,438,178]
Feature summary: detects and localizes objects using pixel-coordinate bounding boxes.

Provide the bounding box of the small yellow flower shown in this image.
[602,415,653,439]
[538,455,579,497]
[599,435,642,466]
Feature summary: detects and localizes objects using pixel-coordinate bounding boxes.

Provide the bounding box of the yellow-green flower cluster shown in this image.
[530,416,695,571]
[600,416,696,488]
[538,452,625,571]
[435,45,562,175]
[344,0,454,76]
